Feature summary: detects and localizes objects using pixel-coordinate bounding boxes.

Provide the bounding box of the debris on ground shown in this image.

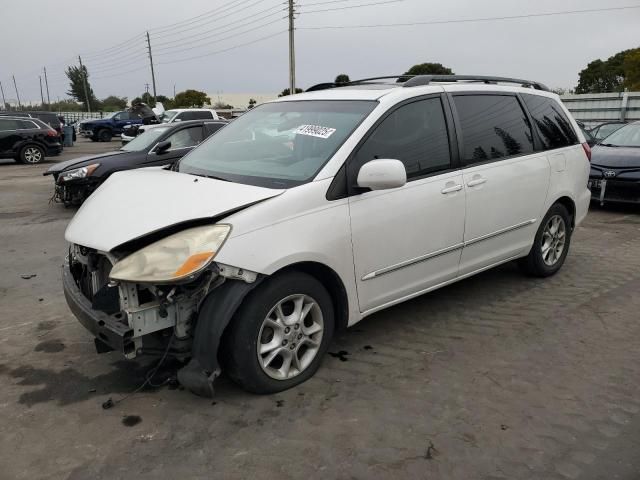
[328,350,350,361]
[20,274,37,279]
[121,415,142,427]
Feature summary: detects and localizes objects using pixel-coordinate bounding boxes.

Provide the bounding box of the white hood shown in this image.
[65,169,283,252]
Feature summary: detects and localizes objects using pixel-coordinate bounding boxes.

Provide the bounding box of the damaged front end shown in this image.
[63,237,261,396]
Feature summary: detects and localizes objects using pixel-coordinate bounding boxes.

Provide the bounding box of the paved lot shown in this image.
[1,140,640,480]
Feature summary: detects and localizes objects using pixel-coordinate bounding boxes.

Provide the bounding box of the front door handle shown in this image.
[467,177,487,187]
[441,184,463,194]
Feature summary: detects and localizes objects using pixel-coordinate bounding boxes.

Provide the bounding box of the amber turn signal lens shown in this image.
[173,251,214,277]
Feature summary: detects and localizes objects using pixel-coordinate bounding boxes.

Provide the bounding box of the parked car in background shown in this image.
[61,75,590,396]
[0,111,63,137]
[589,121,627,141]
[0,116,62,163]
[45,120,227,205]
[159,108,219,123]
[589,121,640,205]
[78,111,144,142]
[122,108,220,143]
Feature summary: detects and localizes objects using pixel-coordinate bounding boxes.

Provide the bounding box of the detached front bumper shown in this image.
[62,260,135,354]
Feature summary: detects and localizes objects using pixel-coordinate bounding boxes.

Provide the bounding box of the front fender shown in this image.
[178,276,263,396]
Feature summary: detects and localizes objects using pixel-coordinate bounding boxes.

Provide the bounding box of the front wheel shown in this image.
[97,129,112,142]
[222,272,335,394]
[519,203,572,277]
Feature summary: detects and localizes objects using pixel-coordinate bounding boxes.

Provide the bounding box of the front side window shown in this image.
[521,94,577,149]
[350,97,451,181]
[454,95,534,164]
[120,126,170,152]
[178,100,376,188]
[160,110,179,123]
[167,126,203,149]
[600,123,640,147]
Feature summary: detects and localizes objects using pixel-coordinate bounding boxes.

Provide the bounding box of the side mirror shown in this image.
[356,159,407,191]
[155,140,171,154]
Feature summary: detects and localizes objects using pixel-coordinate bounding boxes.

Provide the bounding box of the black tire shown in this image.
[18,144,45,164]
[97,129,112,142]
[518,203,572,277]
[222,272,335,394]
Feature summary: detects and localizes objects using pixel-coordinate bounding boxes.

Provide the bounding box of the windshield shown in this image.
[178,100,376,188]
[104,111,119,119]
[121,126,170,151]
[160,110,179,123]
[595,123,625,139]
[601,123,640,147]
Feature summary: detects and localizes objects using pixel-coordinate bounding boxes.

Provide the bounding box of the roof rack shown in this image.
[306,74,549,92]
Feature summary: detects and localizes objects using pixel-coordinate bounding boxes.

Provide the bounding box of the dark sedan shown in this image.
[44,119,226,205]
[588,121,640,205]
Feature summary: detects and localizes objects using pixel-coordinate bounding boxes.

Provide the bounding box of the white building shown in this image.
[207,92,279,109]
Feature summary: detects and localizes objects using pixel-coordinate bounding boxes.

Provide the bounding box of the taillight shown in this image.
[582,142,591,161]
[46,129,58,137]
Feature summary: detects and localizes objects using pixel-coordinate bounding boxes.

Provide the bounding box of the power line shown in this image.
[298,0,403,13]
[151,0,277,39]
[154,18,285,57]
[153,4,286,49]
[156,30,287,66]
[298,4,640,29]
[148,0,264,35]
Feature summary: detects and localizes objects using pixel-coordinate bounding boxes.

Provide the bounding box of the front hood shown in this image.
[591,146,640,169]
[44,151,128,175]
[65,169,284,252]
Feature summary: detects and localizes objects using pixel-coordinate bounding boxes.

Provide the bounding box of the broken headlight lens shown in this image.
[60,163,100,182]
[109,224,231,283]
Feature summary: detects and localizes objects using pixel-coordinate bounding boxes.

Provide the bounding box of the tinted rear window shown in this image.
[521,94,578,149]
[33,113,60,126]
[453,94,534,164]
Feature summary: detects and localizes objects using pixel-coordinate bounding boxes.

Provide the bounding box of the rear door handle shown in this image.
[467,177,487,187]
[441,184,463,194]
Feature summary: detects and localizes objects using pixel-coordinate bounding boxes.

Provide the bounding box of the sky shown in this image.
[1,0,639,104]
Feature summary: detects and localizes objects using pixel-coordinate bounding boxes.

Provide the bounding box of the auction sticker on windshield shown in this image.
[295,124,336,139]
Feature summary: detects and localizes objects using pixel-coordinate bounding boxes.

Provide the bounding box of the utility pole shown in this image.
[78,56,91,114]
[39,75,45,106]
[0,81,7,110]
[288,0,296,95]
[173,83,176,97]
[43,67,51,108]
[12,75,21,109]
[145,83,150,94]
[146,32,157,103]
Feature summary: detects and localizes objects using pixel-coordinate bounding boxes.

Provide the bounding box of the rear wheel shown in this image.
[222,272,334,394]
[19,144,45,164]
[519,203,572,277]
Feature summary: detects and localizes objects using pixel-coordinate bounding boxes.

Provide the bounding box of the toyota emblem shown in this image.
[603,170,617,178]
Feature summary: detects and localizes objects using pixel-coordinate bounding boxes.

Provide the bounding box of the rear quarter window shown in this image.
[453,94,534,164]
[521,94,578,149]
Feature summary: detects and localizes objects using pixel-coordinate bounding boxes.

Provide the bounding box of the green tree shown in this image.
[398,63,454,82]
[213,101,234,109]
[65,65,100,111]
[101,95,127,111]
[248,98,257,109]
[173,89,211,108]
[623,49,640,91]
[335,74,351,84]
[155,95,174,109]
[48,99,83,112]
[575,48,640,93]
[278,87,304,97]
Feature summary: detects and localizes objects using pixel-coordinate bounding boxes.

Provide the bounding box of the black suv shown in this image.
[0,111,64,137]
[0,116,63,163]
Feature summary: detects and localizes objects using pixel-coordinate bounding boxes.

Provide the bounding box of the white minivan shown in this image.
[63,75,591,396]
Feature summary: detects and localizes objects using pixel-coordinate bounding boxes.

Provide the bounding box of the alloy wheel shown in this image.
[541,214,566,266]
[24,147,42,163]
[257,294,324,380]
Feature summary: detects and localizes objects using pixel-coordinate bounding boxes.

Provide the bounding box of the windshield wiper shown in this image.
[191,172,230,182]
[600,143,619,147]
